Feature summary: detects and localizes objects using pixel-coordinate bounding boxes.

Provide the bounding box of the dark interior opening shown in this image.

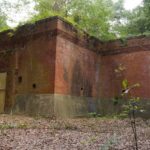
[80,87,84,96]
[32,84,36,89]
[18,76,22,83]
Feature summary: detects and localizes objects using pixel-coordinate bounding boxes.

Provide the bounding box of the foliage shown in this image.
[0,0,149,40]
[30,0,125,40]
[0,123,28,129]
[121,79,141,150]
[68,0,116,40]
[100,133,118,150]
[88,112,102,118]
[125,0,150,36]
[114,63,144,149]
[0,0,35,32]
[0,0,9,31]
[1,0,149,40]
[30,0,69,21]
[110,0,130,38]
[0,16,8,32]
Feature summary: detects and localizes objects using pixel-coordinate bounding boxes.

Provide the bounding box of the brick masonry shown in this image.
[0,16,150,117]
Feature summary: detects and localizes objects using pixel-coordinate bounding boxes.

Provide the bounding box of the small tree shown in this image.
[121,79,140,150]
[114,64,142,150]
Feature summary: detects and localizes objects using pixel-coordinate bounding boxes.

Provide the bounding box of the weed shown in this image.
[114,64,143,150]
[100,133,118,150]
[88,112,102,118]
[0,123,28,129]
[18,123,28,129]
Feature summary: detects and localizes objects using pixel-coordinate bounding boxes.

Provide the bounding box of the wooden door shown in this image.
[0,73,7,113]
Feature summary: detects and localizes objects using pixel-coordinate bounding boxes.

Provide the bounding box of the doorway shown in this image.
[0,72,7,113]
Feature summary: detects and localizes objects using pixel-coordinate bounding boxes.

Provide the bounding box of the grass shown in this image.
[0,123,28,129]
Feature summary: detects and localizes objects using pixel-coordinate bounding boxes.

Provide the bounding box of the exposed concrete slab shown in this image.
[13,94,54,117]
[54,94,99,117]
[12,94,99,118]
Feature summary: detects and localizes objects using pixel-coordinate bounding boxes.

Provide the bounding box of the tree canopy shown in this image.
[30,0,118,40]
[125,0,150,36]
[0,0,150,41]
[31,0,150,40]
[0,0,9,31]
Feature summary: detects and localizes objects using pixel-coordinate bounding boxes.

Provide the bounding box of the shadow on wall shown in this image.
[99,63,126,115]
[71,60,92,97]
[70,60,96,113]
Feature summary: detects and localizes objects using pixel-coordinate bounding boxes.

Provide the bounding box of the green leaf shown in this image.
[122,79,128,89]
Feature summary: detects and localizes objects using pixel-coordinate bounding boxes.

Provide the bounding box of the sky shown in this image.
[1,0,143,27]
[124,0,143,10]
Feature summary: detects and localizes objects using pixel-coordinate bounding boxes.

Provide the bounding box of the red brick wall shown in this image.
[13,36,56,94]
[55,36,100,97]
[0,30,13,111]
[1,17,150,114]
[0,18,58,111]
[100,48,150,100]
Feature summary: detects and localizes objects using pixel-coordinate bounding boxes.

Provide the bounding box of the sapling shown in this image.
[121,79,140,150]
[114,64,144,149]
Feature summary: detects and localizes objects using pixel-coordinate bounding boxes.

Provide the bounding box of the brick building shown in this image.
[0,16,150,117]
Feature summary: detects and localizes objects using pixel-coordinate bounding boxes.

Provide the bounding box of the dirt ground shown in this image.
[0,114,149,150]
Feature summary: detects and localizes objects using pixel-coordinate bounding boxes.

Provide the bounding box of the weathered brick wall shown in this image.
[13,35,56,94]
[0,16,150,117]
[55,36,100,97]
[0,18,59,112]
[53,18,102,116]
[100,36,150,100]
[54,19,102,98]
[98,36,150,116]
[0,30,14,111]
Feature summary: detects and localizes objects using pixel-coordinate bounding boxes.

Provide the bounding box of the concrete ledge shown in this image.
[99,98,150,118]
[12,94,99,118]
[54,94,98,117]
[13,94,54,117]
[11,94,150,118]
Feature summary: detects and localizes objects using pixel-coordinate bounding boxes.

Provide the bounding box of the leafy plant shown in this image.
[114,63,143,150]
[100,133,118,150]
[0,123,28,129]
[121,79,140,150]
[30,0,126,40]
[88,112,102,118]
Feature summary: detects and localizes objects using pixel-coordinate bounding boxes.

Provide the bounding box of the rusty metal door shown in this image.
[0,73,7,113]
